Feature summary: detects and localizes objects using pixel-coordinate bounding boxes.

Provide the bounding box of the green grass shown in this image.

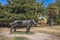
[14,37,29,40]
[12,31,34,34]
[0,36,28,40]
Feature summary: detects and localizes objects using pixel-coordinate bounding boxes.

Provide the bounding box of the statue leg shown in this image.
[14,27,16,32]
[10,26,13,33]
[26,25,31,32]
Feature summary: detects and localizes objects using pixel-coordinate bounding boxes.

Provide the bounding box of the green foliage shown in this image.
[56,0,60,7]
[56,14,60,24]
[47,2,60,25]
[0,0,44,22]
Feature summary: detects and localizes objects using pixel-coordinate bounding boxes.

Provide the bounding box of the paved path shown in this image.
[0,32,59,40]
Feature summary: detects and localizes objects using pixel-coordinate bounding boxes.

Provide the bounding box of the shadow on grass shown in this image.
[12,31,34,35]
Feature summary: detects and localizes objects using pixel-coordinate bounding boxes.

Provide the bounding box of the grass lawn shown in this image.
[12,31,34,34]
[0,26,60,37]
[0,36,29,40]
[34,26,60,37]
[14,37,29,40]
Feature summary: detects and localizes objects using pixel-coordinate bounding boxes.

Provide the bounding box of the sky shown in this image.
[0,0,7,5]
[37,0,56,7]
[0,0,56,7]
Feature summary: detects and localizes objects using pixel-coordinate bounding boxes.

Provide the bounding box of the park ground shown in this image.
[0,25,60,40]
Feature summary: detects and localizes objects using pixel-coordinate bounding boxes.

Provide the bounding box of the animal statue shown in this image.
[10,20,37,33]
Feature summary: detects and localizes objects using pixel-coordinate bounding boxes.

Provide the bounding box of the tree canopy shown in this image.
[0,0,44,22]
[0,0,60,26]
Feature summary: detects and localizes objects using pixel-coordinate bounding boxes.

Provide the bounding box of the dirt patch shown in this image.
[0,35,14,40]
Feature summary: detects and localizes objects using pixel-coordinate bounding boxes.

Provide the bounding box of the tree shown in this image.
[47,2,59,25]
[6,0,44,20]
[0,0,45,26]
[55,0,60,24]
[56,0,60,7]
